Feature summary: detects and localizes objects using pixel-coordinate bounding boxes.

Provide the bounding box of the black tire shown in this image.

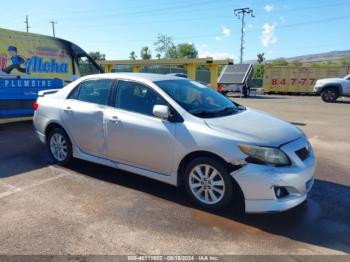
[321,87,338,103]
[47,127,73,165]
[183,157,235,210]
[243,86,250,98]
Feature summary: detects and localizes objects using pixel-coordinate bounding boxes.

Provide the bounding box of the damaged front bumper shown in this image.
[231,136,316,213]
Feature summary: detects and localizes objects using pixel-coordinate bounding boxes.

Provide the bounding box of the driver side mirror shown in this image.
[153,105,170,120]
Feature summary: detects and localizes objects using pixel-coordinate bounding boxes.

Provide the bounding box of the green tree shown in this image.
[129,51,137,60]
[166,46,178,59]
[271,58,288,66]
[140,46,152,60]
[176,43,198,58]
[290,60,302,66]
[253,64,264,79]
[257,53,265,64]
[154,34,175,58]
[156,53,161,60]
[88,51,106,61]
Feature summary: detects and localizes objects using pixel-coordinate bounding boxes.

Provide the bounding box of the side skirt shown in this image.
[73,146,178,186]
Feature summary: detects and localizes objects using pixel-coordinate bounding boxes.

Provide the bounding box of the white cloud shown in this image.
[221,26,231,37]
[215,36,221,41]
[261,22,277,47]
[200,51,235,60]
[248,23,253,28]
[196,44,235,60]
[264,4,274,12]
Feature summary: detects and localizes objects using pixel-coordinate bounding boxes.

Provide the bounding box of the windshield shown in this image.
[76,56,102,76]
[155,79,244,118]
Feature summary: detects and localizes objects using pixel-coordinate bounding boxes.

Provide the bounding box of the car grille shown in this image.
[295,146,310,161]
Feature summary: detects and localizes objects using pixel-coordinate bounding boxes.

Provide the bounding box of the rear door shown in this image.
[61,79,113,157]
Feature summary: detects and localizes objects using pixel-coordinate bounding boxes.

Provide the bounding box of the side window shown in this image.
[76,79,112,105]
[115,80,167,116]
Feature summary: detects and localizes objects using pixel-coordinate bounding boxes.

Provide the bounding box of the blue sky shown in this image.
[2,0,350,61]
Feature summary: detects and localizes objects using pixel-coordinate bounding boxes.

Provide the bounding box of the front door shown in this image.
[343,76,350,95]
[61,79,113,156]
[105,80,177,175]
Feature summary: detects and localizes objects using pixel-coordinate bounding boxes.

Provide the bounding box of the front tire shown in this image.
[48,128,73,165]
[321,87,338,103]
[183,157,234,210]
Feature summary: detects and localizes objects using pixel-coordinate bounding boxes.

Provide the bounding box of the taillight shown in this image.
[33,101,39,111]
[217,84,224,92]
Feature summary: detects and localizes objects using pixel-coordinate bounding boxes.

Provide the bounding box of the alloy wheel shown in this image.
[50,133,68,162]
[323,90,337,102]
[189,164,226,205]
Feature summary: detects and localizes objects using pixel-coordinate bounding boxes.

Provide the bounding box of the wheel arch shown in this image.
[320,84,343,96]
[45,122,71,144]
[177,150,241,186]
[177,150,245,210]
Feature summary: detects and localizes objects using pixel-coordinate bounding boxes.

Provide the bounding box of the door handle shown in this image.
[64,106,72,113]
[108,116,121,124]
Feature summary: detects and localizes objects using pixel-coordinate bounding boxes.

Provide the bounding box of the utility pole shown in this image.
[24,15,30,32]
[49,20,57,37]
[234,7,255,64]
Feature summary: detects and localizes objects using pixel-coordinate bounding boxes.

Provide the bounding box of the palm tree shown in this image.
[129,51,137,60]
[140,46,152,60]
[257,53,265,64]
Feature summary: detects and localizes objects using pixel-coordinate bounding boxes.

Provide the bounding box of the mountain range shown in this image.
[246,50,350,64]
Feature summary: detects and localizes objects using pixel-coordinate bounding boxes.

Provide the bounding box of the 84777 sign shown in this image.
[263,66,348,93]
[271,77,316,86]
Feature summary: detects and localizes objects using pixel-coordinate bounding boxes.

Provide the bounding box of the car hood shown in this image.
[204,108,302,147]
[317,78,345,84]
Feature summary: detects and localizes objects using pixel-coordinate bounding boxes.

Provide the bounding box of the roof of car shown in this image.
[84,73,184,82]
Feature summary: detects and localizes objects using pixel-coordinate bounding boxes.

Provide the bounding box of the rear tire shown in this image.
[183,157,234,210]
[243,86,250,97]
[321,87,338,103]
[47,127,73,165]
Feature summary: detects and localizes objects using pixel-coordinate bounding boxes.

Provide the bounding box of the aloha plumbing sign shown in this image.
[25,56,68,75]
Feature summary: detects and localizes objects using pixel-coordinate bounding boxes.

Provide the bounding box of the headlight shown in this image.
[239,144,290,166]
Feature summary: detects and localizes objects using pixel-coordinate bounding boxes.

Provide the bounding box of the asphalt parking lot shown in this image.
[0,95,349,255]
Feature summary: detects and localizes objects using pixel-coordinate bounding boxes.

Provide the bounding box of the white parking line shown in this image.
[0,172,69,199]
[0,180,18,191]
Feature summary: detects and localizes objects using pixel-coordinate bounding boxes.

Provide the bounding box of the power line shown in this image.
[49,20,57,37]
[246,14,350,33]
[81,13,350,45]
[234,8,255,64]
[37,0,226,22]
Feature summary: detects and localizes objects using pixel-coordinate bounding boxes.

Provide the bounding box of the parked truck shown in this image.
[0,28,103,117]
[313,74,350,102]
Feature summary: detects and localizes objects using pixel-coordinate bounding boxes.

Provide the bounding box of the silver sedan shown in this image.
[33,73,315,212]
